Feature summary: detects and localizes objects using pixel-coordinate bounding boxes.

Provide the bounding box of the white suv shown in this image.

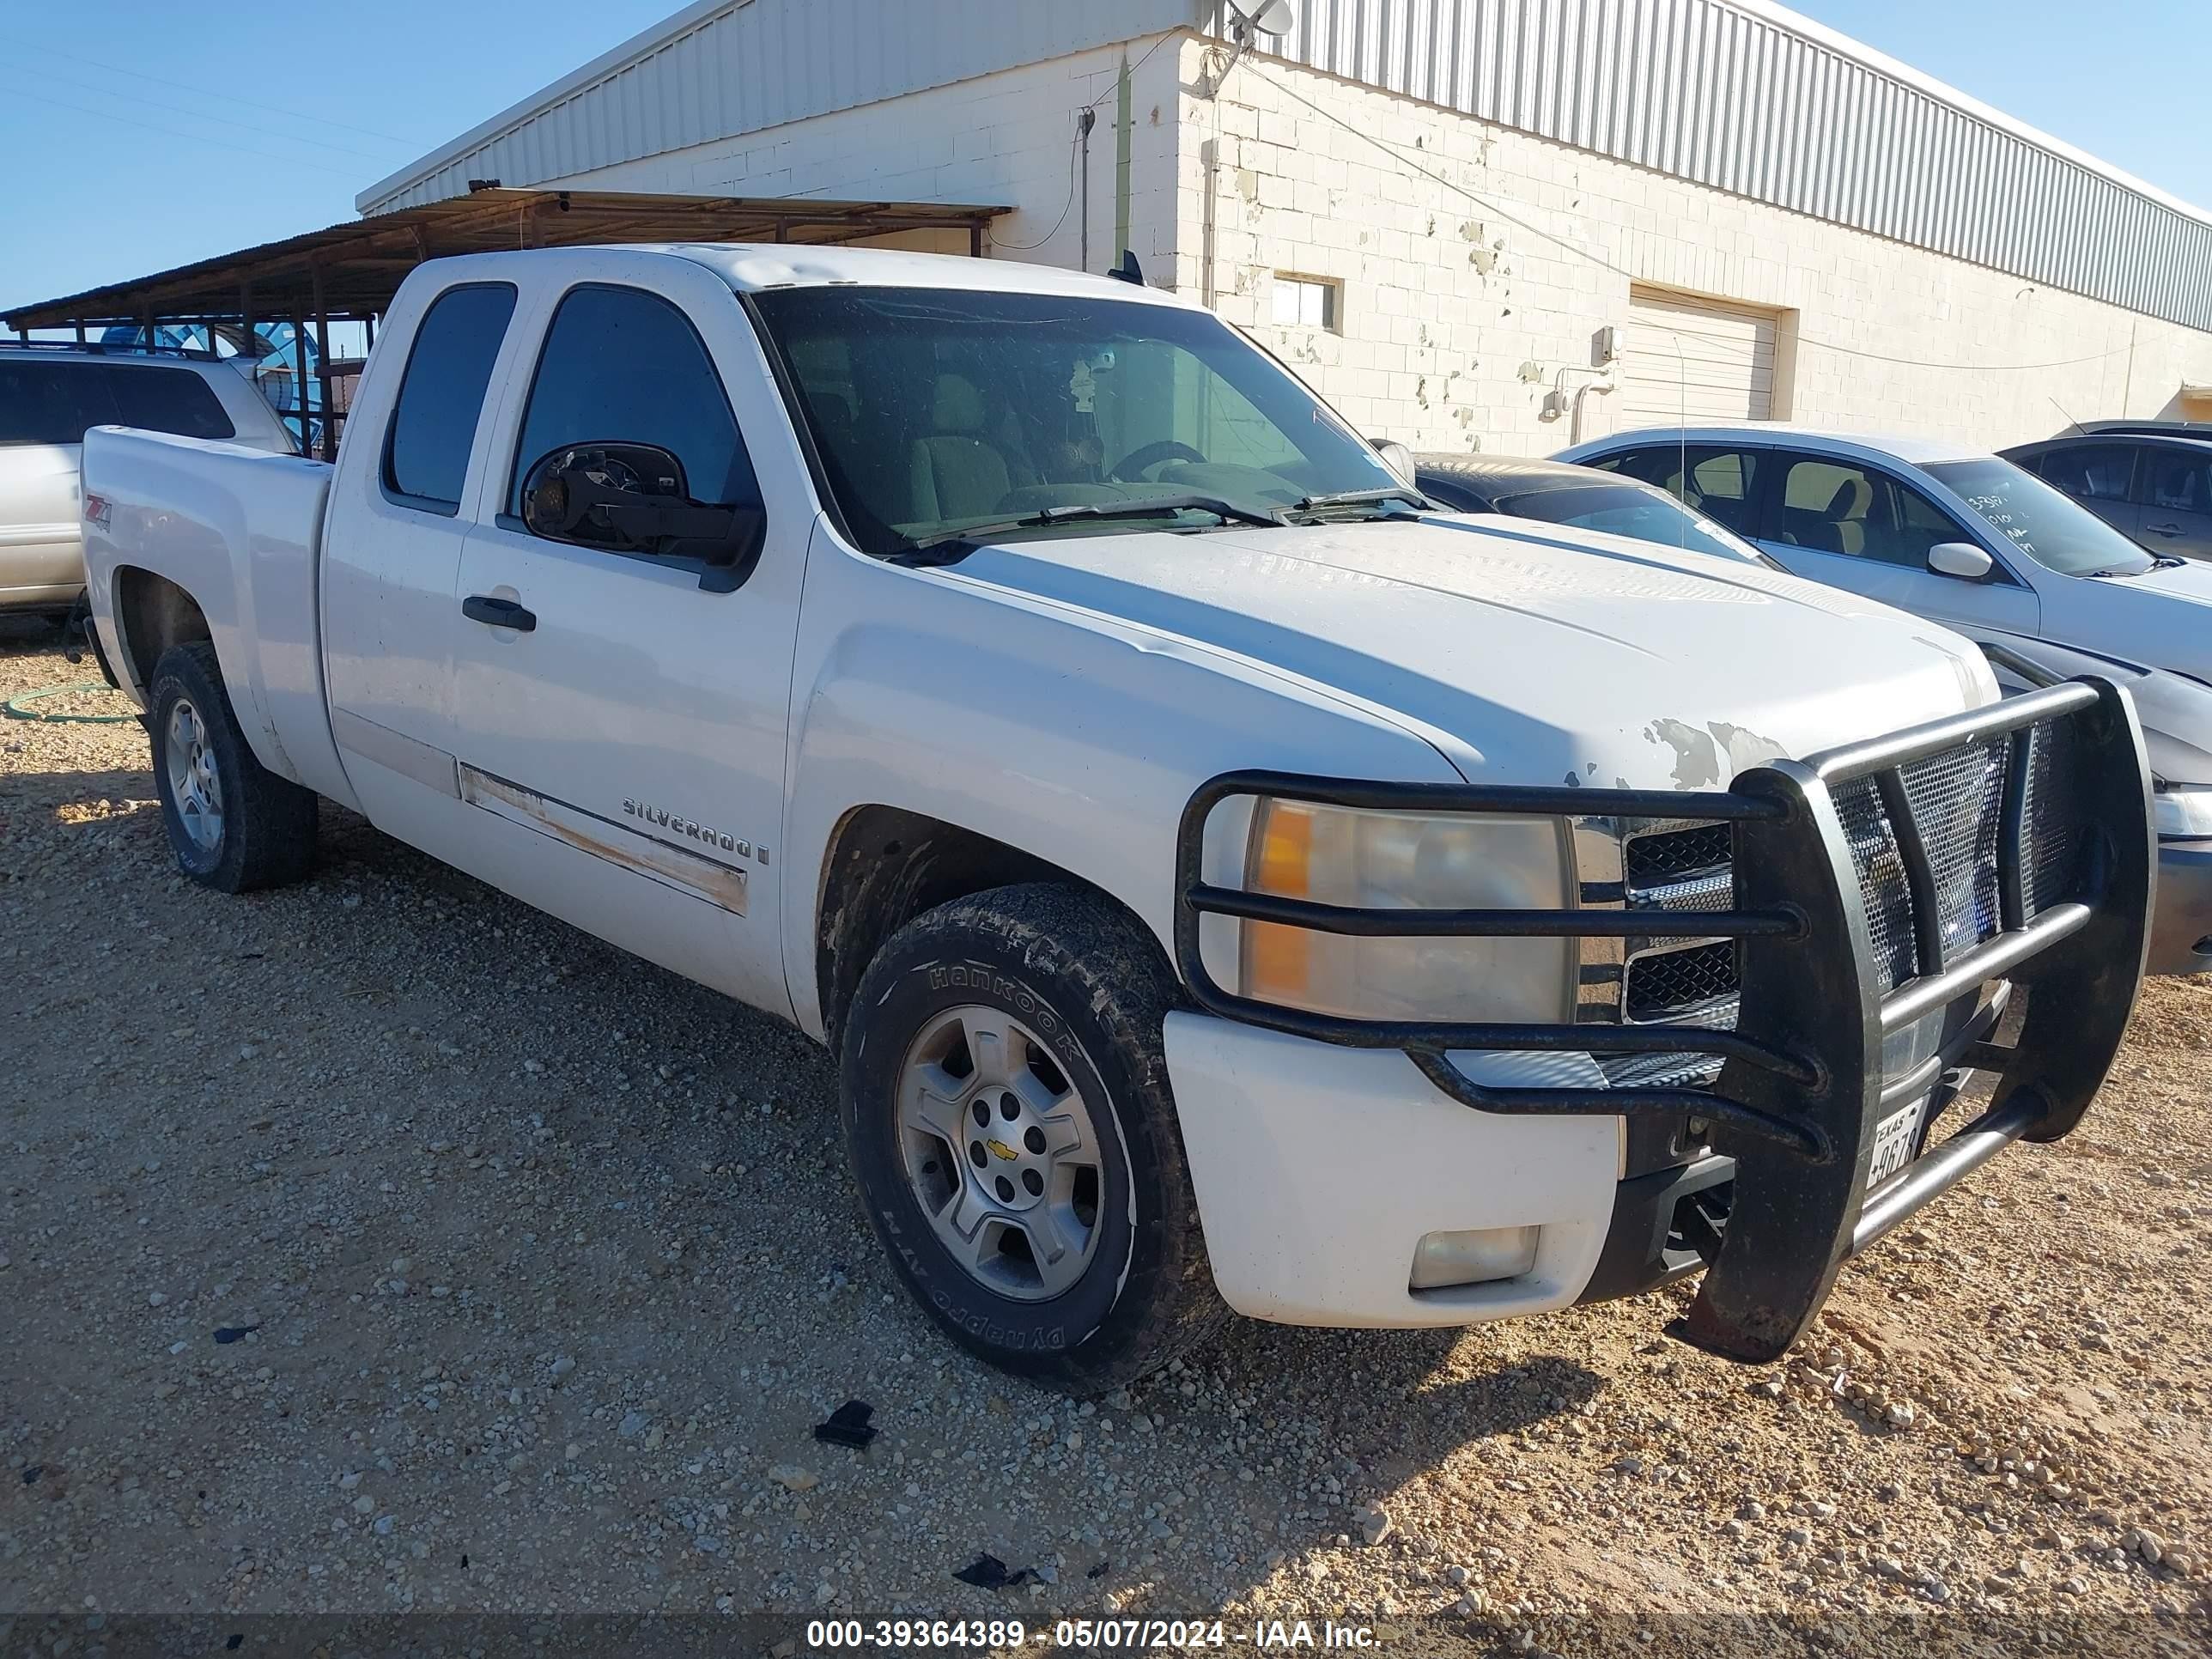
[0,345,297,616]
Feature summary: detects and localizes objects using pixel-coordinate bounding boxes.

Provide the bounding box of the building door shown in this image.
[1621,289,1781,427]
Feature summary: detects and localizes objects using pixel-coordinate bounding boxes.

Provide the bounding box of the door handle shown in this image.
[462,594,537,632]
[2144,522,2183,537]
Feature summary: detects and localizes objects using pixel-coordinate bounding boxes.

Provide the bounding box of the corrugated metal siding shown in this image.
[1255,0,2212,331]
[362,0,2212,333]
[357,0,1203,215]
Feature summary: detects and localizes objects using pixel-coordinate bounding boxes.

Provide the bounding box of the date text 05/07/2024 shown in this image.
[804,1619,1381,1649]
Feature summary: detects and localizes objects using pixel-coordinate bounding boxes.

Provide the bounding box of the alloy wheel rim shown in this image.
[895,1004,1105,1302]
[165,699,224,852]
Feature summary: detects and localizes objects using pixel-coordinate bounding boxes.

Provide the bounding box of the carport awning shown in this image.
[2,187,1011,330]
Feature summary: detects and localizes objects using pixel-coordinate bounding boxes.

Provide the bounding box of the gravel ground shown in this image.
[3,628,2210,1657]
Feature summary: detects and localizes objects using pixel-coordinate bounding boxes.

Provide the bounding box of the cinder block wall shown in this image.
[1170,40,2212,456]
[532,28,2212,459]
[544,37,1189,273]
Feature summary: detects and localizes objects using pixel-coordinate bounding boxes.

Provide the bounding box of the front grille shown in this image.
[1831,779,1917,986]
[1901,737,2008,965]
[1608,726,2075,1037]
[1626,823,1732,885]
[1619,823,1742,1054]
[2021,718,2088,917]
[1626,940,1737,1018]
[1833,737,2017,987]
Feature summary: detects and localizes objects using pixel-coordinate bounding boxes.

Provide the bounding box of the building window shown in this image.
[1271,274,1340,331]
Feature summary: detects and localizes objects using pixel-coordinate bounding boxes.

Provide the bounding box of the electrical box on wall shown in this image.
[1591,325,1620,368]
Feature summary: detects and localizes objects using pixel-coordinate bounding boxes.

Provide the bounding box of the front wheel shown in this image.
[148,641,319,892]
[841,883,1224,1393]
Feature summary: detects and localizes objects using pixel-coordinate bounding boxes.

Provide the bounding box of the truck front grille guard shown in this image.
[1172,678,2153,1361]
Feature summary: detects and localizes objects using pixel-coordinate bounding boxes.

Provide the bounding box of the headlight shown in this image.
[1237,798,1574,1024]
[2154,787,2212,841]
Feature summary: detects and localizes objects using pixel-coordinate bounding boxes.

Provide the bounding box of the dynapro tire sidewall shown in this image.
[846,948,1139,1368]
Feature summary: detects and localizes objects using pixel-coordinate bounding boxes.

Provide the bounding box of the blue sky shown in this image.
[1,0,2205,319]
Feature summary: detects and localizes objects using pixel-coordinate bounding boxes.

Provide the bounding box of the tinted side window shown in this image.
[1890,480,1975,563]
[2143,448,2212,513]
[0,361,119,445]
[1773,458,1964,568]
[104,365,235,440]
[509,285,758,519]
[383,283,519,512]
[2038,443,2136,503]
[1609,444,1765,533]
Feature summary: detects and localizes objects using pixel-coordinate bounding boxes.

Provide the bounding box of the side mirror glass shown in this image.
[1928,541,1995,580]
[520,442,766,591]
[1370,437,1416,484]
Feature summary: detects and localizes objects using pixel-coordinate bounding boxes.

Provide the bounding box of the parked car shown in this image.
[2073,420,2212,441]
[2001,431,2212,562]
[1972,629,2212,975]
[1557,424,2212,684]
[77,246,2151,1387]
[1412,453,1770,562]
[0,343,295,617]
[1420,450,2212,976]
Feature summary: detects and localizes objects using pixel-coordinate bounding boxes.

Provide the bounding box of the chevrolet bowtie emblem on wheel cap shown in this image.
[984,1138,1019,1162]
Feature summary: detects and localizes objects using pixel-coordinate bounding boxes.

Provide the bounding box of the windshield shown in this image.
[749,286,1405,556]
[1489,481,1778,567]
[1924,458,2154,578]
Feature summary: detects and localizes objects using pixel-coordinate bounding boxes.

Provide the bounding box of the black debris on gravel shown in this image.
[951,1553,1032,1591]
[812,1398,877,1449]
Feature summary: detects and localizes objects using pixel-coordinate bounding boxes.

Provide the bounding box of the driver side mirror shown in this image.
[1370,438,1417,485]
[520,442,767,592]
[1927,541,1995,580]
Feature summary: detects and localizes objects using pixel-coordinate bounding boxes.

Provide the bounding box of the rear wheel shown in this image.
[148,641,318,892]
[841,883,1224,1393]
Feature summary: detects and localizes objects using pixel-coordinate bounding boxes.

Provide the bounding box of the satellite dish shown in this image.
[1229,0,1297,40]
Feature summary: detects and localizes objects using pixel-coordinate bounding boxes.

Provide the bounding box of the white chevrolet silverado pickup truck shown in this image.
[79,245,2154,1391]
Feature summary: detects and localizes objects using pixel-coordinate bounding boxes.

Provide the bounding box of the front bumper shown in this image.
[2151,840,2212,975]
[1162,1014,1617,1325]
[1174,679,2154,1360]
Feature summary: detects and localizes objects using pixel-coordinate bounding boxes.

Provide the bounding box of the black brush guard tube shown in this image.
[1173,678,2154,1363]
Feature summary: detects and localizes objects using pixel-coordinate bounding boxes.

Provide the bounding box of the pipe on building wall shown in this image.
[1077,107,1096,272]
[1113,53,1132,268]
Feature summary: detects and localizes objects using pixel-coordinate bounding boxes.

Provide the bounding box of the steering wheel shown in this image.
[1107,440,1209,483]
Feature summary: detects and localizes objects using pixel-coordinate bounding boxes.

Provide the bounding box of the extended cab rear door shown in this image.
[445,252,804,1018]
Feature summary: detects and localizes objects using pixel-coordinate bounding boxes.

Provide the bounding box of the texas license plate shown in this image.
[1868,1093,1932,1189]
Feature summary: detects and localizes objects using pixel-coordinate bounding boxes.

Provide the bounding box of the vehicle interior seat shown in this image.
[1785,475,1873,555]
[909,374,1015,521]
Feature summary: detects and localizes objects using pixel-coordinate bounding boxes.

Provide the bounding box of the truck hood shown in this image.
[943,514,1995,791]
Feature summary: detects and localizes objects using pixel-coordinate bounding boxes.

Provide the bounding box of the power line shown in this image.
[987,32,1179,260]
[1249,61,2136,378]
[1,87,364,179]
[15,44,423,148]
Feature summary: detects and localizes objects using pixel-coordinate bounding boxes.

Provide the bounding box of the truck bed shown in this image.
[80,425,358,810]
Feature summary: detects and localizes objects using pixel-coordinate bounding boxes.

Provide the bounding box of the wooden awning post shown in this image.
[310,264,335,460]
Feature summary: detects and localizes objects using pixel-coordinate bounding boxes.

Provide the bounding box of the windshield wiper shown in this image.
[1285,486,1432,519]
[896,495,1283,562]
[2086,565,2153,579]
